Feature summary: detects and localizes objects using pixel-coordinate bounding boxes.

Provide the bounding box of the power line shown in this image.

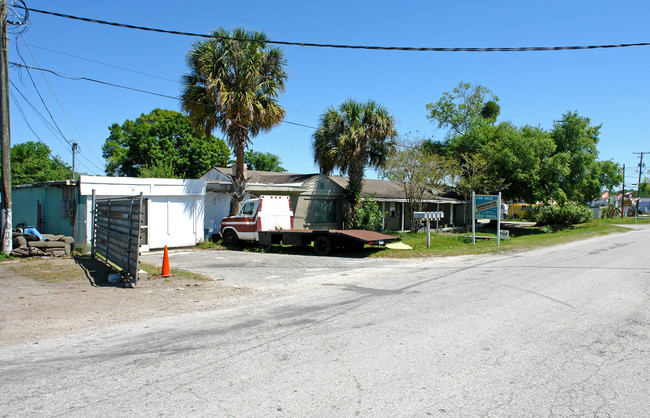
[10,79,105,173]
[17,35,106,167]
[9,61,318,129]
[10,39,320,117]
[12,48,71,146]
[9,39,179,83]
[27,7,650,53]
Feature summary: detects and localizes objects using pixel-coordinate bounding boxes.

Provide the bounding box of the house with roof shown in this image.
[200,167,467,236]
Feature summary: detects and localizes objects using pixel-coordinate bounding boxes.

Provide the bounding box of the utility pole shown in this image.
[633,152,648,214]
[71,142,79,180]
[0,0,11,253]
[621,164,625,218]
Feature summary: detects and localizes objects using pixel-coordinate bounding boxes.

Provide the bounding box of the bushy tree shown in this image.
[598,160,623,204]
[382,137,458,231]
[638,179,650,198]
[550,111,601,203]
[426,81,499,137]
[102,109,231,178]
[426,83,609,206]
[353,195,385,231]
[11,141,72,185]
[244,150,286,172]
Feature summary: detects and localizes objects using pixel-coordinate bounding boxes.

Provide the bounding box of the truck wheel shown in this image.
[513,214,519,220]
[222,229,239,246]
[313,235,332,256]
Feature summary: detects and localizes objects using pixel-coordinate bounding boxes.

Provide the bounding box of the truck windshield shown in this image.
[241,202,255,216]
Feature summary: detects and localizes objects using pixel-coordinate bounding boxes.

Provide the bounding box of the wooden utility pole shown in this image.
[621,164,625,218]
[633,152,648,213]
[0,0,11,253]
[71,142,79,180]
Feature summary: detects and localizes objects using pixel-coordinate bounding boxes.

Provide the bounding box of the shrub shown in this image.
[534,203,593,226]
[353,195,386,231]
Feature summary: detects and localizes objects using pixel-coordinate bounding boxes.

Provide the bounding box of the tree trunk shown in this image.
[229,130,248,215]
[345,160,365,228]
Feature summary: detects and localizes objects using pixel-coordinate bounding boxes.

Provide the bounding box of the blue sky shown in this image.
[7,0,650,186]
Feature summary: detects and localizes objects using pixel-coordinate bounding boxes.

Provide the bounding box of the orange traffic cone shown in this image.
[161,245,171,277]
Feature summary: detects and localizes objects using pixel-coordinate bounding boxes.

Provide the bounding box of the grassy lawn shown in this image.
[205,217,647,259]
[369,217,648,258]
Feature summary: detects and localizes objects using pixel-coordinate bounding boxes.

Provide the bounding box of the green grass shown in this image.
[201,217,647,259]
[369,219,638,258]
[0,252,12,261]
[196,240,225,250]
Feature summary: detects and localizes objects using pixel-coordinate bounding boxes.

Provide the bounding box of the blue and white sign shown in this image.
[472,192,502,246]
[474,194,499,220]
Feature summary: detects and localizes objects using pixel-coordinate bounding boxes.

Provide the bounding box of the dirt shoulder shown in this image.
[0,255,259,346]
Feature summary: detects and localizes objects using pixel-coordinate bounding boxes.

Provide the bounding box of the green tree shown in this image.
[426,81,499,137]
[244,150,286,172]
[312,99,397,228]
[482,123,567,203]
[382,138,458,231]
[638,178,650,198]
[181,27,287,214]
[102,109,230,178]
[550,111,601,203]
[11,141,72,185]
[597,160,623,204]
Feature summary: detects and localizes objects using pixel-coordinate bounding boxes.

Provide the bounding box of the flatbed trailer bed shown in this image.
[258,229,401,256]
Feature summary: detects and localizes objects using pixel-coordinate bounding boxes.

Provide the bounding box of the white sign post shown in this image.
[472,192,502,246]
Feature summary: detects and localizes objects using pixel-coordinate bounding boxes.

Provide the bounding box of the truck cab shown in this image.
[220,195,293,244]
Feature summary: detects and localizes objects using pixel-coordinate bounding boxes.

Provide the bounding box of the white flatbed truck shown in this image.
[220,195,400,256]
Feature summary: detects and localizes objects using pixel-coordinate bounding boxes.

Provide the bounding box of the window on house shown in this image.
[313,199,336,223]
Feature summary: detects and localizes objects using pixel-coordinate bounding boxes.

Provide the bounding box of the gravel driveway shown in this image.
[1,248,415,345]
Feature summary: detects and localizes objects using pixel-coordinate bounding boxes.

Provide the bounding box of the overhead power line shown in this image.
[9,62,318,129]
[28,7,650,53]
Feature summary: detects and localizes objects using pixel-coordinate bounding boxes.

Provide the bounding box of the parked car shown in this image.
[507,203,538,220]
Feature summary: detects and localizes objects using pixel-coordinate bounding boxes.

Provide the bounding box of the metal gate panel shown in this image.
[92,192,146,285]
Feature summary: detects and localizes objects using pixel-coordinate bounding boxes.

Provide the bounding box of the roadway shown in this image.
[1,224,648,416]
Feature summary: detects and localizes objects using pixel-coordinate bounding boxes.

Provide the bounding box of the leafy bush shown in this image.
[534,203,593,226]
[353,195,386,231]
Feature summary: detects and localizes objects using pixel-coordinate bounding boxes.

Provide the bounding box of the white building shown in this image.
[79,176,206,251]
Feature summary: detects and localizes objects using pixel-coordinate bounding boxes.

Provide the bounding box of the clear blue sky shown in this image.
[7,0,650,186]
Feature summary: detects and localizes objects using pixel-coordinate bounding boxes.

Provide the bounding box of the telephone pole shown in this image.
[71,142,79,180]
[0,0,11,253]
[621,164,625,218]
[633,152,649,213]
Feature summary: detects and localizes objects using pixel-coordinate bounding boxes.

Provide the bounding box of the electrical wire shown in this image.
[12,49,72,146]
[10,80,103,173]
[28,7,650,53]
[10,40,179,83]
[10,94,95,174]
[9,62,319,129]
[17,35,107,168]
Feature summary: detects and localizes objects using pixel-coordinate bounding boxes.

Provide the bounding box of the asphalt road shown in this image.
[1,225,649,416]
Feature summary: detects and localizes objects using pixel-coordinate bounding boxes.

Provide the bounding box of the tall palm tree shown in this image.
[312,99,397,228]
[181,27,287,214]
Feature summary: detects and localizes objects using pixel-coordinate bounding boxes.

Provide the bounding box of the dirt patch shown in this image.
[0,255,256,346]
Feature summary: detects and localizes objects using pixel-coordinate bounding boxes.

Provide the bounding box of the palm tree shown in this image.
[312,99,397,228]
[181,27,287,214]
